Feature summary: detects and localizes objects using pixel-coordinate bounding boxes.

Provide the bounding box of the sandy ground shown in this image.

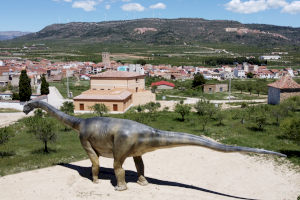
[0,112,33,127]
[0,146,299,200]
[0,105,299,199]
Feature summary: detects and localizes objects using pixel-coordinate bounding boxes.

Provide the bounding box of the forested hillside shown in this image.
[15,18,300,47]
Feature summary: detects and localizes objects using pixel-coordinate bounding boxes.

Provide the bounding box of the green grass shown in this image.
[1,107,299,177]
[49,79,90,99]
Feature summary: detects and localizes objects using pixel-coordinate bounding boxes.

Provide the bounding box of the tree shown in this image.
[19,70,32,102]
[151,85,158,93]
[136,59,147,65]
[25,116,58,153]
[271,105,284,126]
[0,126,14,146]
[194,99,210,115]
[247,72,254,78]
[12,92,20,100]
[206,103,218,119]
[253,111,267,130]
[144,102,161,120]
[174,100,192,121]
[88,103,110,117]
[192,73,206,88]
[60,101,75,115]
[201,115,210,131]
[215,109,226,125]
[246,82,253,95]
[40,73,49,95]
[280,117,300,145]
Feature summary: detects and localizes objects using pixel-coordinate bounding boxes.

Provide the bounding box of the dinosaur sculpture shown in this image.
[23,100,286,191]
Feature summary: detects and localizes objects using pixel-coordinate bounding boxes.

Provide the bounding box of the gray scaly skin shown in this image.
[23,100,287,191]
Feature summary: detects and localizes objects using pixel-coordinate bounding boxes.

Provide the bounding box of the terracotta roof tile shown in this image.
[268,76,300,89]
[90,71,141,78]
[151,81,175,87]
[73,90,132,100]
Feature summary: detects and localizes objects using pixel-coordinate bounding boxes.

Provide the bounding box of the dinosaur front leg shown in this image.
[113,159,127,191]
[133,156,148,186]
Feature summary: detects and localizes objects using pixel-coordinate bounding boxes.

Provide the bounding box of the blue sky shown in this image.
[1,0,300,32]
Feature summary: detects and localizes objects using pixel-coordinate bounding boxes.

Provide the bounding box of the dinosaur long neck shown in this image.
[31,101,82,131]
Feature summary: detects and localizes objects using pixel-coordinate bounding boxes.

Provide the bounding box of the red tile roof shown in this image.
[90,71,142,78]
[74,90,132,100]
[151,81,175,87]
[268,76,300,89]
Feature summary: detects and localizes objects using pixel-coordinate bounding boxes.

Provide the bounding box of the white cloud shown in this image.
[266,0,288,8]
[281,1,300,14]
[224,0,289,13]
[105,4,111,9]
[72,0,99,11]
[225,0,268,13]
[150,3,166,9]
[121,3,145,12]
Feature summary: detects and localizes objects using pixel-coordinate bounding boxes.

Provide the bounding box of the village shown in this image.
[0,52,297,87]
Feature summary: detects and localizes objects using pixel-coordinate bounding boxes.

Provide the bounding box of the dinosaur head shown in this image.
[23,101,35,115]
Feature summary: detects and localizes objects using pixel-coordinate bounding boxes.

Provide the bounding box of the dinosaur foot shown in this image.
[137,177,148,186]
[93,179,99,184]
[114,185,127,191]
[137,180,148,186]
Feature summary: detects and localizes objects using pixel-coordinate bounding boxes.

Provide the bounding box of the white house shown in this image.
[283,68,294,77]
[221,72,234,80]
[233,68,245,78]
[259,55,281,60]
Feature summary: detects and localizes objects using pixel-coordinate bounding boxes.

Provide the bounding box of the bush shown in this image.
[0,126,14,146]
[280,117,300,145]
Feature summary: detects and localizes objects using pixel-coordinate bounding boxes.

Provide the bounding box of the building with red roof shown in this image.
[73,71,155,113]
[151,81,175,89]
[268,76,300,104]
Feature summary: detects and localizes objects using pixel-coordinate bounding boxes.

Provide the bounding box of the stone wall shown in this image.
[280,89,300,102]
[268,87,280,105]
[203,84,228,93]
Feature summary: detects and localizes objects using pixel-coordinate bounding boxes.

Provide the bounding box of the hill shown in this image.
[0,31,32,41]
[14,18,300,47]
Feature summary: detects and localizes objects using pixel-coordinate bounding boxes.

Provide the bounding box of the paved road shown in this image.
[46,86,72,109]
[166,95,267,104]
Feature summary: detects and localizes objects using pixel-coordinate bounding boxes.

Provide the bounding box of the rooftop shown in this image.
[267,76,300,89]
[90,71,142,78]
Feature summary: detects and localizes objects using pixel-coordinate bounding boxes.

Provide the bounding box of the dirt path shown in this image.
[0,147,299,200]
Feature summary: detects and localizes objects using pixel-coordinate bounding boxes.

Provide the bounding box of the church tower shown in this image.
[102,52,110,65]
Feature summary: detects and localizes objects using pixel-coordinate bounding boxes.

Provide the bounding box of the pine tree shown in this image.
[19,70,32,102]
[192,73,206,88]
[40,73,49,95]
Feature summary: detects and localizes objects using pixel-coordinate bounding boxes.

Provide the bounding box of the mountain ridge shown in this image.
[0,31,32,41]
[9,18,300,46]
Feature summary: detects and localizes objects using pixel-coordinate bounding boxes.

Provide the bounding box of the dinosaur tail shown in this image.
[152,130,286,157]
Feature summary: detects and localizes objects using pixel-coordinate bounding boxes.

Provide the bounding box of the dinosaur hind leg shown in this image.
[133,156,148,186]
[81,140,99,184]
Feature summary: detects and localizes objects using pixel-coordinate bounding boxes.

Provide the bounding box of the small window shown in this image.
[220,87,223,92]
[93,88,96,90]
[113,104,118,111]
[209,88,212,93]
[101,89,104,90]
[80,104,84,110]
